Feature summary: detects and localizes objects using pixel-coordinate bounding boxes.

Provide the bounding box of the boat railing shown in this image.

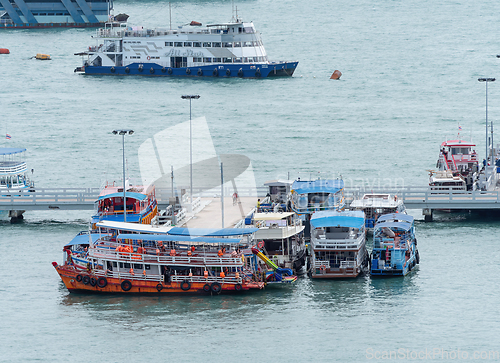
[340,260,356,268]
[93,270,243,284]
[314,260,330,269]
[90,248,245,266]
[311,234,364,250]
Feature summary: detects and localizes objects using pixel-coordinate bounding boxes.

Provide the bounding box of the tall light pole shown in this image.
[112,129,134,222]
[478,78,495,181]
[181,95,200,207]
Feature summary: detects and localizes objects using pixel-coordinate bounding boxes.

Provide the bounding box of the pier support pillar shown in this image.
[423,208,433,222]
[9,210,25,223]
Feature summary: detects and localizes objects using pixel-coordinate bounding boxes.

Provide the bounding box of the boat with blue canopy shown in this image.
[0,148,34,192]
[308,210,368,278]
[289,179,345,215]
[370,213,419,276]
[54,222,266,294]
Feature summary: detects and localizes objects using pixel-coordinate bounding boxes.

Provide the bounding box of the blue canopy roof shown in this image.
[291,179,344,195]
[310,210,365,229]
[377,213,414,224]
[91,214,141,223]
[117,234,243,244]
[374,221,412,231]
[167,227,258,237]
[0,148,26,156]
[97,192,147,201]
[65,233,102,246]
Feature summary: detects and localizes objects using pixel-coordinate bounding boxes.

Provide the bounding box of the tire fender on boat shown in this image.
[121,280,132,291]
[125,67,130,74]
[138,64,143,72]
[255,68,261,77]
[110,67,115,73]
[156,283,163,292]
[89,277,97,287]
[82,275,90,285]
[97,277,107,288]
[197,68,203,76]
[76,274,83,282]
[186,68,191,75]
[211,282,222,294]
[161,67,166,73]
[150,67,155,74]
[225,69,231,76]
[203,283,211,293]
[235,283,242,291]
[237,68,244,77]
[167,68,173,75]
[213,68,218,77]
[180,280,191,291]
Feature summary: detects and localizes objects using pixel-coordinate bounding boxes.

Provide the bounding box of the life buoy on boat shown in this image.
[257,241,265,249]
[180,280,191,291]
[156,283,163,292]
[197,68,203,76]
[76,274,83,282]
[203,283,211,293]
[121,280,132,291]
[186,68,191,75]
[211,282,222,294]
[320,265,326,271]
[97,277,107,288]
[125,67,130,74]
[147,56,151,60]
[213,68,218,77]
[226,69,231,76]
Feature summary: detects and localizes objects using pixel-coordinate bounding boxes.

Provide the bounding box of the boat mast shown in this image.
[169,2,172,30]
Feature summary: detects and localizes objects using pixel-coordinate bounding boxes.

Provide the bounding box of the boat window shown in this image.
[145,264,151,270]
[214,57,221,62]
[203,57,212,62]
[174,42,183,47]
[183,42,192,47]
[234,57,242,63]
[223,57,232,63]
[212,42,221,47]
[165,41,173,46]
[244,27,254,33]
[119,262,131,268]
[203,42,211,47]
[223,42,232,48]
[133,264,142,269]
[253,41,260,46]
[243,41,253,47]
[193,57,202,62]
[247,57,254,62]
[112,262,117,267]
[234,42,241,47]
[193,42,201,47]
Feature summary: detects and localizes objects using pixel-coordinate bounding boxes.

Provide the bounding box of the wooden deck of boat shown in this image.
[183,196,257,228]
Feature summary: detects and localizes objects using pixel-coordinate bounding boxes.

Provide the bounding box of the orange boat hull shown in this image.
[54,264,264,294]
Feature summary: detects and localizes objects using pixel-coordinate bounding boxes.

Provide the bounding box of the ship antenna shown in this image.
[169,2,172,30]
[231,0,235,22]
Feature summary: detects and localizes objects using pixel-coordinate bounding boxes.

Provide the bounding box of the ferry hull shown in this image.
[79,62,298,78]
[1,22,105,29]
[54,264,265,294]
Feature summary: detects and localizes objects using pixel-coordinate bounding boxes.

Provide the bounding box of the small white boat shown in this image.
[350,193,405,230]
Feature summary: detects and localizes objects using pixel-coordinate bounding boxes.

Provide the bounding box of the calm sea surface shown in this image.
[2,0,500,361]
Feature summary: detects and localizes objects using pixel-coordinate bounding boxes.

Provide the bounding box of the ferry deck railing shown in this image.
[91,270,243,284]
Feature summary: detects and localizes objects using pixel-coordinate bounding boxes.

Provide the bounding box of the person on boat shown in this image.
[257,199,261,212]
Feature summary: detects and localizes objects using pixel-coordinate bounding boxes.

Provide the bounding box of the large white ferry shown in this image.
[75,16,298,78]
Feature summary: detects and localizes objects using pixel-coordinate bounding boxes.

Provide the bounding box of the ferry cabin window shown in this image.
[193,57,202,62]
[203,42,211,47]
[243,41,253,47]
[223,57,232,63]
[193,42,201,47]
[234,58,242,63]
[223,42,232,48]
[165,42,173,46]
[234,42,241,47]
[119,262,131,269]
[174,42,183,47]
[203,57,212,63]
[244,27,254,33]
[133,264,142,270]
[214,57,222,62]
[212,42,221,47]
[183,42,192,47]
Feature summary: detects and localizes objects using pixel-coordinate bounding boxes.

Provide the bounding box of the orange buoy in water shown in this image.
[330,70,342,80]
[0,48,10,54]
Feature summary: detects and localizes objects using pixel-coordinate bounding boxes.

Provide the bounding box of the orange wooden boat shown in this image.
[53,227,266,294]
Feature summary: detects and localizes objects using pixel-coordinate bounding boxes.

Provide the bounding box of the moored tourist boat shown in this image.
[91,181,158,228]
[370,213,419,276]
[74,16,298,78]
[53,225,266,294]
[350,193,405,230]
[308,210,368,278]
[250,211,306,274]
[0,147,34,192]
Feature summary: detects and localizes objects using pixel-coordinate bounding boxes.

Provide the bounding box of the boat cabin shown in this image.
[0,147,33,190]
[350,194,406,229]
[437,139,478,175]
[290,179,345,215]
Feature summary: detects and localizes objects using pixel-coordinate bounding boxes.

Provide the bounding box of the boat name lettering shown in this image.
[165,49,204,57]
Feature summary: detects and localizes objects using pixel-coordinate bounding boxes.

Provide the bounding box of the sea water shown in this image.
[1,0,500,361]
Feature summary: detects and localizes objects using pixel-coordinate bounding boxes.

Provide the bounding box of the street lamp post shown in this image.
[112,129,134,222]
[181,95,200,207]
[478,78,495,181]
